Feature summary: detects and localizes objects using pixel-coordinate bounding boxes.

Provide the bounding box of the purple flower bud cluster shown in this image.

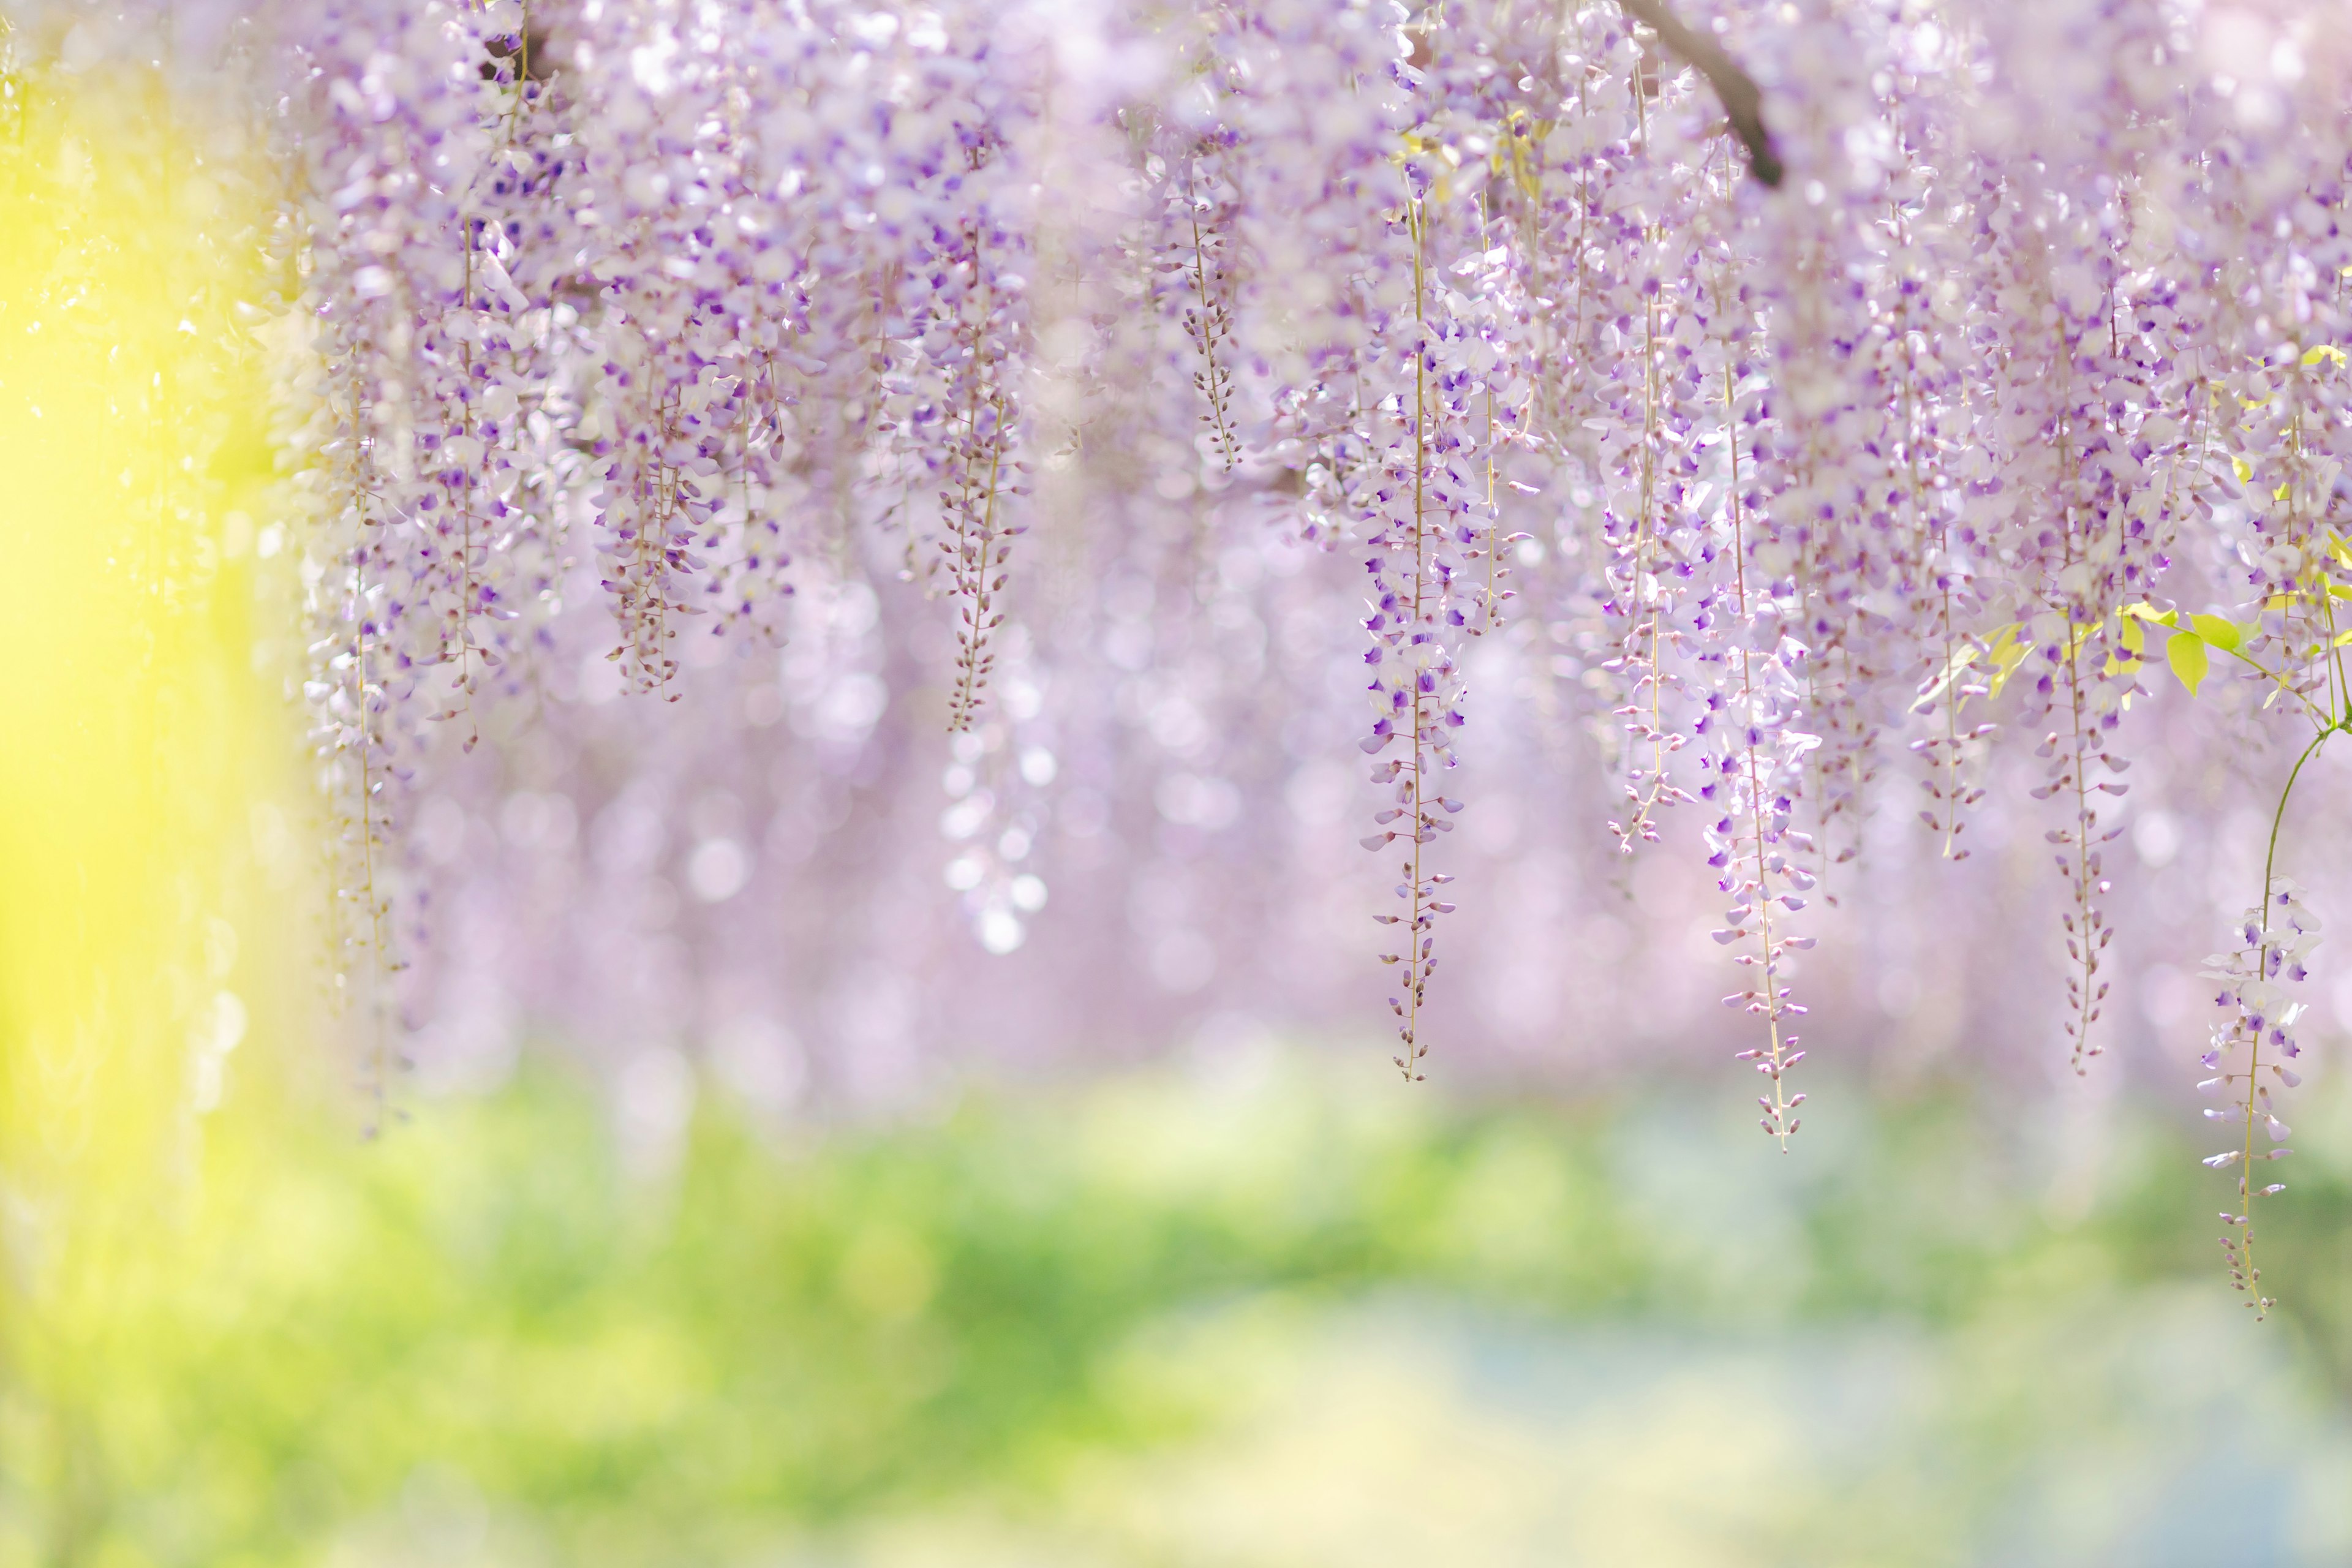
[2200,878,2320,1317]
[225,0,2352,1184]
[1352,192,1473,1078]
[284,0,575,1088]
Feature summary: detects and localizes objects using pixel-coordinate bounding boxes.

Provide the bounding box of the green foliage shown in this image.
[2168,625,2211,695]
[1,1058,2347,1566]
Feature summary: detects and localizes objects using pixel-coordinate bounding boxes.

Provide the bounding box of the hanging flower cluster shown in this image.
[172,0,2352,1291]
[2202,879,2320,1317]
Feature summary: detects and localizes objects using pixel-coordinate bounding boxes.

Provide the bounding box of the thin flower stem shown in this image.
[2236,726,2335,1314]
[1726,355,1793,1148]
[948,222,1008,732]
[353,486,389,1125]
[1482,382,1499,632]
[2218,645,2334,728]
[1402,192,1430,1079]
[1184,153,1238,471]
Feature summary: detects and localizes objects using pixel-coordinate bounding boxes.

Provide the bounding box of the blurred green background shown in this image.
[6,1051,2351,1568]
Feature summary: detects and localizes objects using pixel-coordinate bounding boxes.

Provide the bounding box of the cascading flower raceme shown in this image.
[75,0,2344,1294]
[2202,879,2321,1318]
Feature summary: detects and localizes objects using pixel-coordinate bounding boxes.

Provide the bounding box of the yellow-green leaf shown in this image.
[2168,630,2210,694]
[2189,614,2242,651]
[2304,344,2348,367]
[1983,623,2030,698]
[1916,641,1981,706]
[2118,612,2144,654]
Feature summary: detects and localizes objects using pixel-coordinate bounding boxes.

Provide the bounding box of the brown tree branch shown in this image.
[1619,0,1785,187]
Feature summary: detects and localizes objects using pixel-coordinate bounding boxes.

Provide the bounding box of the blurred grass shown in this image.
[4,1052,2348,1566]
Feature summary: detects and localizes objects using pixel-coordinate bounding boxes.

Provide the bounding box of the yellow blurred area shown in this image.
[0,59,295,1555]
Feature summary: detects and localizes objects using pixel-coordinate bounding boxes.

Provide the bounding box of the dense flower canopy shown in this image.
[9,0,2352,1304]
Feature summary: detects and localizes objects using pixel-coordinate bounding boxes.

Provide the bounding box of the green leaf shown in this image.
[1983,623,2029,698]
[2188,614,2241,652]
[2167,630,2210,695]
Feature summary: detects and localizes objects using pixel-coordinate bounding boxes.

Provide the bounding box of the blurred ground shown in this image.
[4,1049,2348,1568]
